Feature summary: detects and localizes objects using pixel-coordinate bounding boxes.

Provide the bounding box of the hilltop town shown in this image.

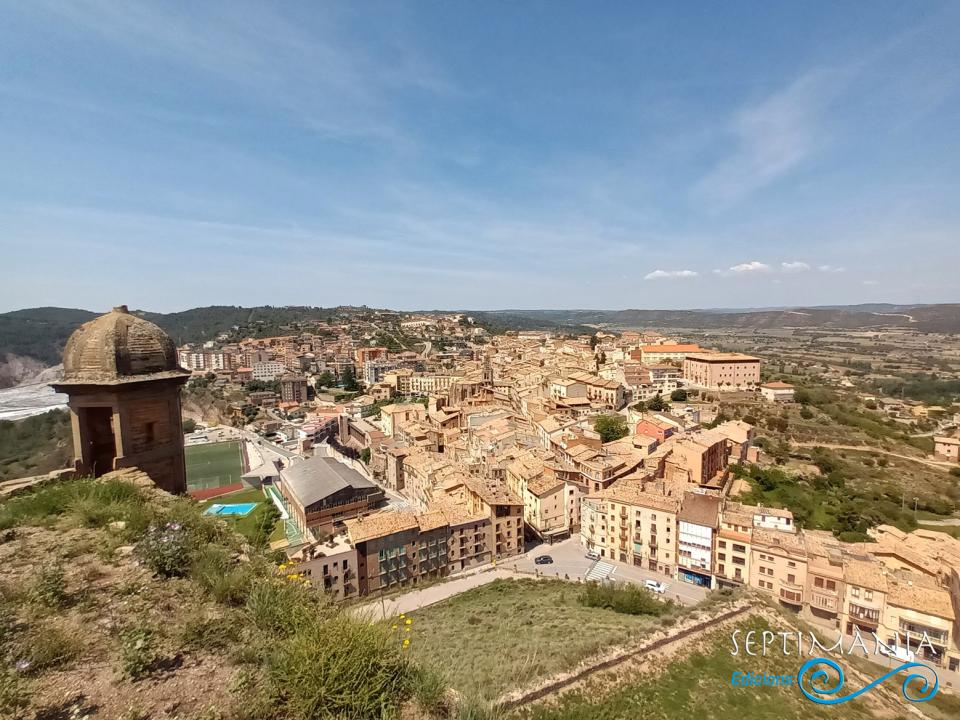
[3,306,960,720]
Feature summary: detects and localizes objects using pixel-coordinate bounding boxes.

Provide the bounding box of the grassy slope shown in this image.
[408,578,665,700]
[0,409,72,482]
[514,617,910,720]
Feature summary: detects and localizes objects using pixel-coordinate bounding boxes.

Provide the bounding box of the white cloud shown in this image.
[818,265,845,273]
[729,261,771,274]
[862,279,880,286]
[781,261,810,273]
[644,269,699,280]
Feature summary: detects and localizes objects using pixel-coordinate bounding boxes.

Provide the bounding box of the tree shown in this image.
[182,418,196,434]
[341,365,359,391]
[315,371,335,388]
[647,394,669,412]
[799,407,815,420]
[593,414,629,443]
[360,448,371,464]
[669,389,688,402]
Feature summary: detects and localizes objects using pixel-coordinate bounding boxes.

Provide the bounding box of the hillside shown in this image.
[0,470,445,720]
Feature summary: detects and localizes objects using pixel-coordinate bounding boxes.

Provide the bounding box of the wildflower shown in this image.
[405,618,412,625]
[15,659,31,672]
[405,627,411,633]
[402,639,410,647]
[391,624,398,630]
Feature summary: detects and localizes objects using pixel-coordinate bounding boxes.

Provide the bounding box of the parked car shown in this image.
[645,579,668,594]
[534,555,554,565]
[586,549,601,561]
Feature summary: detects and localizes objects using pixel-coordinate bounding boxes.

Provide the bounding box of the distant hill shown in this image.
[481,304,960,333]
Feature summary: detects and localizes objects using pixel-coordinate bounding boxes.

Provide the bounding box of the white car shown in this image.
[645,579,668,594]
[586,549,601,561]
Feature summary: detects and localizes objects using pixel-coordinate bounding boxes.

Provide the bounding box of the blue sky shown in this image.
[1,1,958,312]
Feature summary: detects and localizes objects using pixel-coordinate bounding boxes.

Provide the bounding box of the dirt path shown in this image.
[791,441,956,469]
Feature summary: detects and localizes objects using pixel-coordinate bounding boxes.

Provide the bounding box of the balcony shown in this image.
[849,604,880,622]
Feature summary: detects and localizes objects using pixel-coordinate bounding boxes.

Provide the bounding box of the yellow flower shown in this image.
[391,624,398,630]
[399,614,405,619]
[402,639,410,646]
[404,627,411,633]
[405,618,412,625]
[286,573,298,581]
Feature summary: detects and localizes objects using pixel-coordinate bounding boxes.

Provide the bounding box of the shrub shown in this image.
[191,546,253,606]
[136,521,195,577]
[0,671,29,717]
[578,582,669,616]
[180,612,242,651]
[950,467,960,478]
[799,407,815,420]
[119,626,157,680]
[20,623,83,673]
[411,666,448,715]
[265,613,413,720]
[245,577,323,636]
[31,563,67,608]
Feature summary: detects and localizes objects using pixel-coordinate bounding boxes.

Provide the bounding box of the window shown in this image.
[864,590,873,601]
[787,574,795,584]
[733,544,746,553]
[814,577,824,588]
[718,540,726,549]
[851,587,860,598]
[788,561,796,568]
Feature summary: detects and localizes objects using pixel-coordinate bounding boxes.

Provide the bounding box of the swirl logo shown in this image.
[798,657,938,705]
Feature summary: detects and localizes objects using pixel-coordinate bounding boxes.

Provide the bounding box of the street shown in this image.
[499,536,709,605]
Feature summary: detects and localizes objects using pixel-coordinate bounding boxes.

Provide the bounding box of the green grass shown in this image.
[185,441,243,490]
[408,578,664,700]
[515,617,889,720]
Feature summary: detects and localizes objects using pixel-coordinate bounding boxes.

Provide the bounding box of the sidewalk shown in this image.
[351,567,521,620]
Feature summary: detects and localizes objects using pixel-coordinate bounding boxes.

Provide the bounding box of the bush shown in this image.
[31,563,67,608]
[245,577,324,637]
[578,582,670,616]
[265,613,413,720]
[191,546,253,606]
[410,666,448,715]
[0,671,29,717]
[180,612,242,651]
[669,389,688,402]
[950,467,960,478]
[799,407,815,420]
[20,623,83,673]
[119,626,157,680]
[136,521,195,577]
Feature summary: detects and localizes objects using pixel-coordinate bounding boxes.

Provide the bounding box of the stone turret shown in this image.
[52,306,190,493]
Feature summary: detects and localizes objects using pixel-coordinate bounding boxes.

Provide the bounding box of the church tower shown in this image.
[52,305,191,494]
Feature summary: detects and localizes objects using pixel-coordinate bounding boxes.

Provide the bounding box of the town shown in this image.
[61,305,956,677]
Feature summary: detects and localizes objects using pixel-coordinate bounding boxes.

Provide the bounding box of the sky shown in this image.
[1,1,959,313]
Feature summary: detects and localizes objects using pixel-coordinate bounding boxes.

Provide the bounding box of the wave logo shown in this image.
[798,657,939,705]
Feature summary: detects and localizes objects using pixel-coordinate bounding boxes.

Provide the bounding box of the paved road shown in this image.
[502,537,709,605]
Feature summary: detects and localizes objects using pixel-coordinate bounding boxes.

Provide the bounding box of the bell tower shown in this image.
[52,305,191,494]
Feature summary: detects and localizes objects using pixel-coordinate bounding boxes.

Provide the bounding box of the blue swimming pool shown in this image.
[204,502,258,517]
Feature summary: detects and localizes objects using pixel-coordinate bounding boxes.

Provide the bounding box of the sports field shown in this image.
[185,440,243,491]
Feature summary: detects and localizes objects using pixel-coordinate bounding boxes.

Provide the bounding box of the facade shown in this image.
[280,374,309,404]
[637,344,702,364]
[933,436,960,462]
[682,353,761,392]
[52,305,191,494]
[252,361,286,381]
[278,456,385,537]
[677,492,721,588]
[760,381,795,402]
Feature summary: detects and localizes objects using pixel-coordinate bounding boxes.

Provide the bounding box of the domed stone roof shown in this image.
[58,305,189,385]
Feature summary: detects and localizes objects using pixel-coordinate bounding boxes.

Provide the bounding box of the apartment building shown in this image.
[548,378,588,401]
[751,527,808,610]
[682,353,761,392]
[567,371,627,409]
[280,374,309,404]
[658,430,730,489]
[581,480,680,573]
[379,402,426,437]
[677,492,721,588]
[252,360,286,381]
[715,503,753,587]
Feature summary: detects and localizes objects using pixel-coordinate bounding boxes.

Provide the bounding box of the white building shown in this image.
[760,381,795,403]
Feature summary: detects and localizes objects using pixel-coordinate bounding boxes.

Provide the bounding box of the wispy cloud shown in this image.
[644,269,699,280]
[780,261,810,273]
[818,264,845,273]
[695,70,842,207]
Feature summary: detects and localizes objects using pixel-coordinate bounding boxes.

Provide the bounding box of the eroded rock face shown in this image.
[0,353,51,389]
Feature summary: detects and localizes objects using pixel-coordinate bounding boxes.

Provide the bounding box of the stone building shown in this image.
[51,305,191,494]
